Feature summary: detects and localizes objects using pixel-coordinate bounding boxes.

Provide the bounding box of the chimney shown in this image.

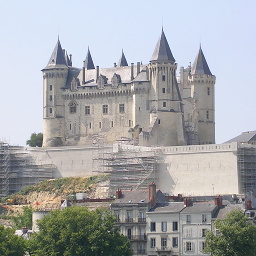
[137,62,140,75]
[114,63,117,67]
[82,61,85,84]
[96,66,99,80]
[149,182,156,208]
[215,195,223,207]
[131,63,134,80]
[116,188,122,199]
[69,54,72,66]
[184,197,191,207]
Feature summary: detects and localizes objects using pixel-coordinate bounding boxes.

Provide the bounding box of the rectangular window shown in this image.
[202,214,207,223]
[129,120,132,127]
[49,108,52,114]
[186,228,192,238]
[89,122,92,129]
[173,221,178,231]
[162,75,165,81]
[150,222,156,232]
[172,237,178,248]
[202,229,207,237]
[186,242,192,251]
[207,87,210,95]
[161,221,167,232]
[69,124,71,130]
[162,88,166,93]
[206,110,209,119]
[114,211,120,222]
[85,106,90,115]
[150,238,156,248]
[161,238,167,249]
[99,122,101,128]
[158,119,160,124]
[111,121,114,127]
[126,211,133,222]
[49,84,52,91]
[186,215,191,223]
[163,102,166,107]
[119,103,125,113]
[103,104,108,114]
[127,228,132,240]
[49,95,52,101]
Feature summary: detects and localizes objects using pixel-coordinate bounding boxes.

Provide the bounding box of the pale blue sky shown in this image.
[0,0,255,146]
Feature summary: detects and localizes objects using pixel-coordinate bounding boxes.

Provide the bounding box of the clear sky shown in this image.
[0,0,255,146]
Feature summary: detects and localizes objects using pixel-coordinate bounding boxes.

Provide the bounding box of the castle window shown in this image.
[49,95,52,101]
[70,124,71,130]
[206,111,209,119]
[163,102,166,107]
[111,121,114,127]
[207,87,210,95]
[158,119,160,124]
[49,108,52,114]
[129,120,132,127]
[49,85,52,91]
[69,101,77,114]
[85,106,90,115]
[89,122,92,129]
[99,122,101,128]
[119,104,125,113]
[103,105,108,114]
[162,88,166,93]
[162,75,165,81]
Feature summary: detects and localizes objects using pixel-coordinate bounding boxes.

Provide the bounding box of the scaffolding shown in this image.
[237,146,256,196]
[0,142,55,198]
[99,143,162,196]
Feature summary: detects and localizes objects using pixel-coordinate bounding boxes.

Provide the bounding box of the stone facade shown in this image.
[42,30,215,147]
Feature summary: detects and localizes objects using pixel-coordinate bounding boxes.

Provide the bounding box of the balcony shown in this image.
[125,218,134,223]
[128,235,147,241]
[156,246,172,252]
[138,217,146,223]
[137,249,146,254]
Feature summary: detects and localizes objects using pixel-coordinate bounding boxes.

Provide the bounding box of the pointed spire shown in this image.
[84,47,95,70]
[191,46,212,75]
[47,38,67,67]
[117,49,128,67]
[150,29,175,63]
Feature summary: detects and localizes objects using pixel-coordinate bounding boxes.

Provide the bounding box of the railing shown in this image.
[137,249,146,254]
[125,218,134,223]
[156,246,172,252]
[128,235,147,241]
[138,217,146,223]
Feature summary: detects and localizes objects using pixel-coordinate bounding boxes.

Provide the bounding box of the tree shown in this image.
[28,207,132,256]
[204,209,256,256]
[11,206,32,229]
[26,133,43,147]
[0,225,27,256]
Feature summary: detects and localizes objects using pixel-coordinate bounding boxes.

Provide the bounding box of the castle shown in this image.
[42,29,215,147]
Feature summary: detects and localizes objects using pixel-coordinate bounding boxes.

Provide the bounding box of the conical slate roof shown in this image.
[47,38,67,67]
[150,29,175,63]
[117,50,128,67]
[84,47,95,69]
[191,46,212,75]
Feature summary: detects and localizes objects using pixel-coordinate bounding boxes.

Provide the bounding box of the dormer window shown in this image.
[69,101,77,114]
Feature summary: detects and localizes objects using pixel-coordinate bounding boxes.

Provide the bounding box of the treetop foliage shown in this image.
[204,209,256,256]
[28,207,132,256]
[26,133,43,147]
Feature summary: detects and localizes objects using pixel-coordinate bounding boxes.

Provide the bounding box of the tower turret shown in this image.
[190,46,216,144]
[145,29,186,146]
[117,50,128,67]
[42,38,69,147]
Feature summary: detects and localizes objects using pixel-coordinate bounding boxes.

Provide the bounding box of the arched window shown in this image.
[69,101,77,114]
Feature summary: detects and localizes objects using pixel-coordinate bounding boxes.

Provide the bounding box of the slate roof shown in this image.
[225,131,256,144]
[191,46,212,75]
[77,65,147,86]
[148,202,185,213]
[113,190,167,205]
[118,50,128,67]
[47,38,67,67]
[150,29,175,63]
[84,48,95,70]
[180,201,217,214]
[213,201,243,219]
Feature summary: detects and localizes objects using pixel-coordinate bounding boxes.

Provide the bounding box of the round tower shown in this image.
[42,39,68,147]
[190,46,216,144]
